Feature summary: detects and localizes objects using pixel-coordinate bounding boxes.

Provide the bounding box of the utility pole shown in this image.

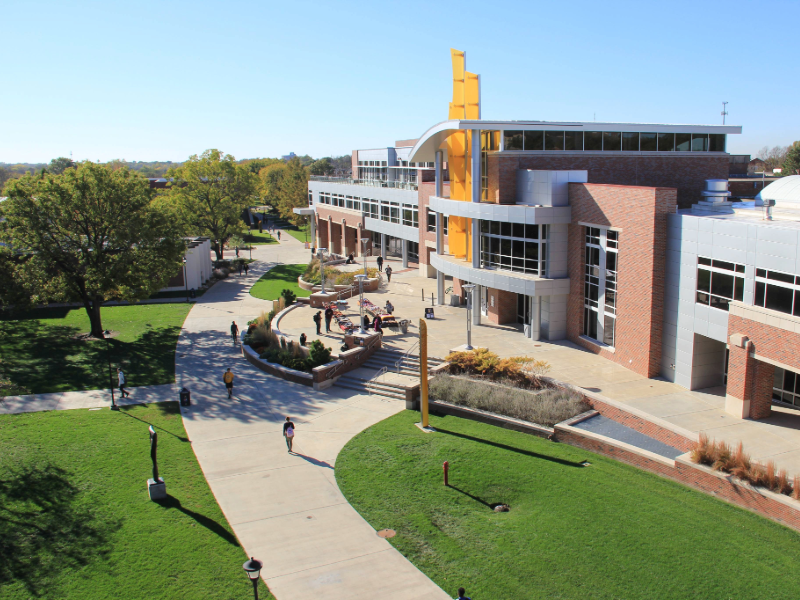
[721,101,729,125]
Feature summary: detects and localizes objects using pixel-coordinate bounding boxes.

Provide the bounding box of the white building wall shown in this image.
[662,212,800,389]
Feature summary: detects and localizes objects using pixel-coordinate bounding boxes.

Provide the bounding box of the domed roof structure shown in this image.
[756,175,800,207]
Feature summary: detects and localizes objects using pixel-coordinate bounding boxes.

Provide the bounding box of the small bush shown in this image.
[445,349,550,387]
[428,374,588,427]
[212,268,228,279]
[308,339,332,368]
[281,288,297,305]
[794,476,800,501]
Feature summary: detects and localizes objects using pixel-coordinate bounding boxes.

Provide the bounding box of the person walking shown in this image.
[277,231,281,241]
[385,265,392,282]
[235,246,240,258]
[231,321,239,344]
[117,367,130,398]
[313,310,322,335]
[376,255,383,271]
[454,587,471,600]
[283,416,296,452]
[223,368,234,398]
[324,306,334,333]
[243,262,249,276]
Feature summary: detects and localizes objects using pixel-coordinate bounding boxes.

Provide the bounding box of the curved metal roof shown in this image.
[756,175,800,205]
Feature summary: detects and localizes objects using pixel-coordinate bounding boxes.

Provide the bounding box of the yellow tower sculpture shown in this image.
[445,49,480,260]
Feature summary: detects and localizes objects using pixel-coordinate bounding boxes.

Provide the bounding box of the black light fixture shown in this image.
[102,330,119,410]
[242,557,263,600]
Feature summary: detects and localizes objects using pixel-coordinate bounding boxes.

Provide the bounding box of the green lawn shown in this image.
[336,411,800,600]
[244,231,277,245]
[285,223,311,244]
[0,304,190,396]
[0,403,272,600]
[249,264,311,301]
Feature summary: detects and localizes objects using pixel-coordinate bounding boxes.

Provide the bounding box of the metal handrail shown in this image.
[395,340,420,374]
[367,366,388,395]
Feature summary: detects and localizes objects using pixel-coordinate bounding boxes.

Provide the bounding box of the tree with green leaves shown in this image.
[48,156,76,175]
[241,157,281,175]
[165,149,257,260]
[278,157,309,225]
[1,162,186,337]
[258,162,286,209]
[309,158,334,176]
[783,141,800,176]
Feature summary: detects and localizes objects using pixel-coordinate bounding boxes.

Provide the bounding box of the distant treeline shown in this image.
[1,153,352,192]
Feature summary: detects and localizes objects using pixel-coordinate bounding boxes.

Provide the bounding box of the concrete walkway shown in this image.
[0,383,178,414]
[176,235,450,599]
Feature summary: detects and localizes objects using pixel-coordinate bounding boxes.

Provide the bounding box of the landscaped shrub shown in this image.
[308,339,332,367]
[302,259,380,287]
[212,268,228,279]
[428,374,588,427]
[690,435,797,498]
[445,348,550,387]
[281,288,297,305]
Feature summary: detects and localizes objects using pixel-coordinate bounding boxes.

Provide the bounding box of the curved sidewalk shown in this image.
[176,238,450,600]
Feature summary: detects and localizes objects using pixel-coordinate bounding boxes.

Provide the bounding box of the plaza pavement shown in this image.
[174,234,451,600]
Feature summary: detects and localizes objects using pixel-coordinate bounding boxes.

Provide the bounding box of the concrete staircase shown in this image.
[333,347,446,400]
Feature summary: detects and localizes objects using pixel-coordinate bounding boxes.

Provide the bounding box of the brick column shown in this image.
[327,218,333,253]
[341,221,347,257]
[725,333,774,419]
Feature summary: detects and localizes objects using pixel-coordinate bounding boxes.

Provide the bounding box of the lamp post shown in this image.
[462,284,476,350]
[102,329,119,410]
[182,257,189,303]
[360,237,370,276]
[242,557,263,600]
[355,274,367,333]
[317,248,328,293]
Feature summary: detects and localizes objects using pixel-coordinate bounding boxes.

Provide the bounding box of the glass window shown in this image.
[524,130,543,151]
[603,315,616,346]
[603,132,621,151]
[565,131,583,151]
[765,284,793,313]
[512,223,525,238]
[640,133,657,151]
[709,134,726,152]
[675,133,691,151]
[427,211,436,232]
[504,130,523,150]
[696,256,745,311]
[525,224,539,239]
[622,132,639,151]
[584,131,602,151]
[691,134,708,152]
[500,222,512,237]
[658,133,675,151]
[545,131,564,151]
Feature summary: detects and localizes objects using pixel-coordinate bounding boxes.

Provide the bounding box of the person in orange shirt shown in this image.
[223,368,234,398]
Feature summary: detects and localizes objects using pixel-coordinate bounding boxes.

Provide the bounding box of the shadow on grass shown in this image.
[448,485,492,508]
[0,317,182,395]
[155,496,239,547]
[118,403,189,442]
[435,428,584,468]
[0,462,119,596]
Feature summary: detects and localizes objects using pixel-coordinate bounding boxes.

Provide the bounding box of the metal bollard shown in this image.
[443,461,449,486]
[421,288,424,301]
[431,293,434,306]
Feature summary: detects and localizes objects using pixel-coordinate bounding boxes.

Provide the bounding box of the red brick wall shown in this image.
[726,343,752,405]
[728,314,800,372]
[579,394,695,452]
[487,288,516,325]
[566,184,675,378]
[487,153,728,209]
[751,361,776,419]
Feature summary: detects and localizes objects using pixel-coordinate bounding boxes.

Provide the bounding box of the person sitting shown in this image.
[299,333,307,347]
[346,253,355,264]
[384,300,394,314]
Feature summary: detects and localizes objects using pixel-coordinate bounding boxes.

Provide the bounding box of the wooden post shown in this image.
[420,319,429,428]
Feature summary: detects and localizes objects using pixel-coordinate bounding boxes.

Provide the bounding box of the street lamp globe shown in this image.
[242,557,263,600]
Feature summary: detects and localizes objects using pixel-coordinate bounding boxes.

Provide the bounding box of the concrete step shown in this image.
[334,377,406,400]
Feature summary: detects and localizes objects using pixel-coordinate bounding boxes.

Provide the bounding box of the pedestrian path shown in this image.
[0,383,178,414]
[176,241,450,600]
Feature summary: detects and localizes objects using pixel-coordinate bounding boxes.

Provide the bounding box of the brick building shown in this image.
[303,54,800,423]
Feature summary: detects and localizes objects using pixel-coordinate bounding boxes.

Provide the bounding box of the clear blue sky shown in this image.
[2,0,797,163]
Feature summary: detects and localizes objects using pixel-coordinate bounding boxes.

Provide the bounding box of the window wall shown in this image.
[696,257,745,311]
[755,268,800,316]
[427,210,448,234]
[502,130,726,152]
[479,221,547,276]
[583,227,619,347]
[773,367,800,408]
